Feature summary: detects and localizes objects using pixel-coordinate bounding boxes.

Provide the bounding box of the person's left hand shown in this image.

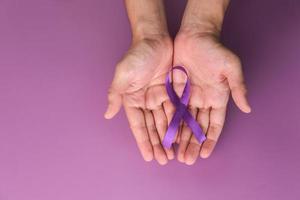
[173,31,251,165]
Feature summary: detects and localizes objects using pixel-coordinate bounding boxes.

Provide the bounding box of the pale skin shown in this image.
[105,0,251,165]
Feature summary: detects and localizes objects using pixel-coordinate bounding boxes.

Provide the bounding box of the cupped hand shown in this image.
[173,31,251,165]
[104,36,175,165]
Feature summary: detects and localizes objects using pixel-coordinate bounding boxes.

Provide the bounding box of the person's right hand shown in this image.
[104,35,175,165]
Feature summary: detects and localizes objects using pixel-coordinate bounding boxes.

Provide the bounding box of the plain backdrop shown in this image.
[0,0,299,200]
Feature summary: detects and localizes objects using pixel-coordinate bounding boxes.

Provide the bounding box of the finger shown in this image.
[146,84,169,110]
[184,108,210,165]
[163,100,174,126]
[144,109,168,165]
[226,64,251,113]
[200,106,227,159]
[197,108,210,136]
[104,89,122,119]
[177,107,198,163]
[189,86,205,109]
[184,135,201,165]
[152,107,175,160]
[124,106,154,162]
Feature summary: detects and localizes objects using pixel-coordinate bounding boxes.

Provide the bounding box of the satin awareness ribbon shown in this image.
[162,66,206,148]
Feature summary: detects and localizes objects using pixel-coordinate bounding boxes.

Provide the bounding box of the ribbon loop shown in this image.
[162,66,206,148]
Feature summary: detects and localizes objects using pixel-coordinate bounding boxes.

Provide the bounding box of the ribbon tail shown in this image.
[183,111,206,143]
[162,110,183,148]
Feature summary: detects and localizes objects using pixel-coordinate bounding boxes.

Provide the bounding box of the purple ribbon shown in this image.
[162,66,206,148]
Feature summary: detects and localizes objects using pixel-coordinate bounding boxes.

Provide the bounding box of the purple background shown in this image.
[0,0,299,199]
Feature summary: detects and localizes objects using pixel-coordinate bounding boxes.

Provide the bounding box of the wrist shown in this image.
[132,32,173,56]
[179,0,230,39]
[132,22,170,43]
[125,0,170,43]
[178,22,221,40]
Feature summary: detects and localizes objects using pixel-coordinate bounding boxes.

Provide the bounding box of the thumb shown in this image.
[105,62,132,119]
[104,88,122,119]
[226,64,251,113]
[104,70,125,119]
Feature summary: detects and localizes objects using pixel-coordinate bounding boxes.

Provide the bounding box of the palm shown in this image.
[175,35,233,109]
[117,39,170,108]
[173,34,251,164]
[105,37,175,164]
